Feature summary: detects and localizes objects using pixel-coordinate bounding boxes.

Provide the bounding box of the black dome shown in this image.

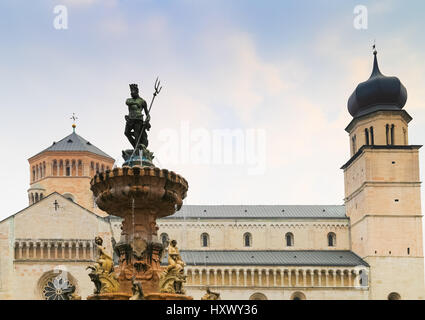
[347,51,407,118]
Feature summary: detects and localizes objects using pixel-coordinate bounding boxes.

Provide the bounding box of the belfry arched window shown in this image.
[53,160,58,176]
[365,128,369,145]
[201,233,209,247]
[390,124,395,145]
[244,233,252,247]
[386,124,390,145]
[285,232,294,247]
[328,232,336,247]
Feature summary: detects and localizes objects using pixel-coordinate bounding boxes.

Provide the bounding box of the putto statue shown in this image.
[159,240,187,294]
[86,236,120,294]
[122,78,162,167]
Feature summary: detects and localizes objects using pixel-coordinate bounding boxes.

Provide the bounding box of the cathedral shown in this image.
[0,50,424,300]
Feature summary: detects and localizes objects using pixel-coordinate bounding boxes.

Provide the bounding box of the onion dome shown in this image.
[347,49,407,118]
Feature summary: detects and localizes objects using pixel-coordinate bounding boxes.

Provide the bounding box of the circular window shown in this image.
[42,276,74,300]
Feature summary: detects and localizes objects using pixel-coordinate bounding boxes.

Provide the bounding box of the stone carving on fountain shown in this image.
[87,81,191,300]
[86,236,121,299]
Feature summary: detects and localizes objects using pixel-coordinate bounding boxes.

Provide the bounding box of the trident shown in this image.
[130,77,162,158]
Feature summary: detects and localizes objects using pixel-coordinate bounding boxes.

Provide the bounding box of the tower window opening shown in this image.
[386,124,390,145]
[370,126,374,145]
[407,248,410,255]
[365,128,369,145]
[390,124,395,145]
[394,199,399,202]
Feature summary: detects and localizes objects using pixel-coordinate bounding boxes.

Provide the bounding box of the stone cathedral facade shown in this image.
[0,51,424,300]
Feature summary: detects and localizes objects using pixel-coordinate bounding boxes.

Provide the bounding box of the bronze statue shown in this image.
[125,83,150,149]
[122,79,162,166]
[63,285,81,300]
[129,277,145,300]
[159,240,187,294]
[87,236,120,294]
[201,287,221,300]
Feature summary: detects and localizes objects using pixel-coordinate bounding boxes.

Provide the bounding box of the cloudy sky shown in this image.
[1,0,425,220]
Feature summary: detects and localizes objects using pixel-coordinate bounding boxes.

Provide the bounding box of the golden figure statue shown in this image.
[87,236,120,294]
[159,240,187,294]
[167,239,185,272]
[201,287,221,300]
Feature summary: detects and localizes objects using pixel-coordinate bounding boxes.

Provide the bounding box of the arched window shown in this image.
[328,232,336,247]
[59,160,64,176]
[365,128,369,145]
[249,293,267,300]
[52,160,58,176]
[78,160,83,176]
[96,163,100,174]
[71,160,76,176]
[285,232,294,247]
[160,233,169,246]
[35,193,39,203]
[290,292,306,300]
[390,124,395,145]
[388,292,401,300]
[201,233,209,247]
[65,160,71,176]
[370,126,374,145]
[243,233,252,247]
[386,124,390,145]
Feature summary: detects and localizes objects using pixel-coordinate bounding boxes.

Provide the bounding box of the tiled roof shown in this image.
[161,205,347,220]
[162,250,368,267]
[32,132,113,159]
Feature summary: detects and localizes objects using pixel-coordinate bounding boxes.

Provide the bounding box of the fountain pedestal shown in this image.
[88,165,190,300]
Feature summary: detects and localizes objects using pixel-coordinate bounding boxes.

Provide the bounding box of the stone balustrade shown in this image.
[14,239,96,262]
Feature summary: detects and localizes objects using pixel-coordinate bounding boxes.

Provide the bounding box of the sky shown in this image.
[1,0,425,220]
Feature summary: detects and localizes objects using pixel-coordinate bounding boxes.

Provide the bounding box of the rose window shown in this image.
[42,276,74,300]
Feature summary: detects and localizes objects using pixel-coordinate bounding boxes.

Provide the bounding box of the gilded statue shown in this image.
[87,236,120,294]
[159,240,187,294]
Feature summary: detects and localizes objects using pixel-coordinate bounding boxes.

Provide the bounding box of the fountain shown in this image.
[86,80,191,300]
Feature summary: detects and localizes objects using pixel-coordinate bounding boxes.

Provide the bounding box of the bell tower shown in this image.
[342,48,425,299]
[27,124,115,217]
